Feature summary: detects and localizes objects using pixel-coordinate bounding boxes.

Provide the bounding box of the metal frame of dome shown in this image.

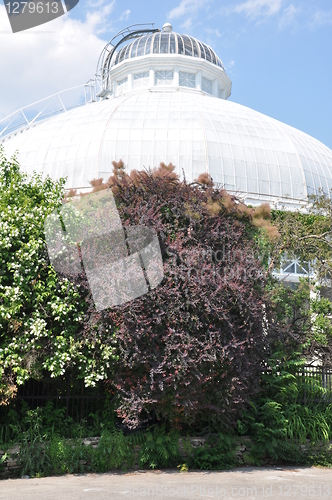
[96,23,160,94]
[111,32,225,71]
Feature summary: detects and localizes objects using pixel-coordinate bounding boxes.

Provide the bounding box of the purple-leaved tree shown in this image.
[76,161,279,429]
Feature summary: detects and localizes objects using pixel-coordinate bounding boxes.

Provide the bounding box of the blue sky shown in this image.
[0,0,331,149]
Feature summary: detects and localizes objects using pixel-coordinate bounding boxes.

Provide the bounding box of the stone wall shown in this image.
[1,436,332,478]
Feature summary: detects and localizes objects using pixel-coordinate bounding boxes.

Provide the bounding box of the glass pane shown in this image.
[117,77,127,95]
[133,72,149,88]
[160,33,170,53]
[192,38,199,57]
[136,37,146,57]
[145,33,155,54]
[210,50,216,65]
[177,34,184,55]
[144,34,153,55]
[202,77,212,94]
[170,33,176,54]
[282,260,295,272]
[286,264,295,273]
[118,47,126,64]
[153,33,160,53]
[297,261,309,273]
[182,35,193,56]
[198,40,206,60]
[155,70,174,86]
[124,43,131,60]
[129,38,140,58]
[114,51,121,65]
[179,71,196,88]
[203,43,212,62]
[134,71,149,80]
[295,263,306,275]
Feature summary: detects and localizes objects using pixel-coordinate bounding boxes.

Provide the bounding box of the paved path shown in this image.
[1,467,332,499]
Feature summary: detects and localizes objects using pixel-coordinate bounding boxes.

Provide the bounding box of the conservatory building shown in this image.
[1,22,332,212]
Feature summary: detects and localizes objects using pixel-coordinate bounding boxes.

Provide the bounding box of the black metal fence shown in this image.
[13,374,107,422]
[297,365,332,404]
[2,364,332,428]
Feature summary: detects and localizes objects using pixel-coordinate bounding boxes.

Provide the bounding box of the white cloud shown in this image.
[205,28,223,38]
[278,4,300,28]
[168,0,207,20]
[119,9,130,22]
[181,18,193,31]
[234,0,284,19]
[0,5,113,119]
[312,9,332,26]
[167,0,211,34]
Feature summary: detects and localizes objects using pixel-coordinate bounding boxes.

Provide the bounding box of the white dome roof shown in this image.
[2,21,332,208]
[2,88,332,207]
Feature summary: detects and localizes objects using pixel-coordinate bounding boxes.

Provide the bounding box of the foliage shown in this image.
[269,193,332,364]
[0,396,117,447]
[17,423,133,477]
[85,161,279,429]
[138,425,179,469]
[0,151,119,405]
[45,436,93,475]
[236,343,332,464]
[18,408,50,477]
[91,430,134,471]
[189,434,236,470]
[270,193,332,279]
[267,274,332,367]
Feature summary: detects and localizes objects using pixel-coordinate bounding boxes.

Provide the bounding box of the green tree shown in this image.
[0,151,117,405]
[267,192,332,365]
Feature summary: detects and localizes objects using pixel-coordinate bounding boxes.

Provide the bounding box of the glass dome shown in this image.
[1,22,332,210]
[2,91,332,208]
[112,31,225,70]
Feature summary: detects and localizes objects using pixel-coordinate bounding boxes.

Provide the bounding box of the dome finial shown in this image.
[162,22,172,33]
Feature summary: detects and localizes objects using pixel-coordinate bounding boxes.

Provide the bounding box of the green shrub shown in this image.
[92,431,134,472]
[46,436,93,475]
[189,434,236,470]
[139,425,179,469]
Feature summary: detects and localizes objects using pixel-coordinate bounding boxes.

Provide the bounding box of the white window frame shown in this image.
[202,76,213,95]
[133,72,150,89]
[117,77,128,95]
[155,70,174,86]
[179,71,196,89]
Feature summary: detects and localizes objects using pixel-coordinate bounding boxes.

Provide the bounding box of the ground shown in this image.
[1,467,332,499]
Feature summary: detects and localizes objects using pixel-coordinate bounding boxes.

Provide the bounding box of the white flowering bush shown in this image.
[0,151,118,404]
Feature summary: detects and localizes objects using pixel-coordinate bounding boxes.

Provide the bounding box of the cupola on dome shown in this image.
[112,28,225,70]
[1,22,332,209]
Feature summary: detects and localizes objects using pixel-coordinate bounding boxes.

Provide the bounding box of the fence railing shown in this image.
[0,83,97,141]
[262,364,332,404]
[297,365,332,404]
[13,375,107,422]
[1,364,332,427]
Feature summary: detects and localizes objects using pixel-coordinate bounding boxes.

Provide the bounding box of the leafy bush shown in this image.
[189,434,236,470]
[0,151,120,403]
[91,431,134,471]
[139,425,179,469]
[18,408,49,477]
[46,437,93,475]
[0,396,117,448]
[237,342,332,464]
[0,151,286,431]
[88,161,279,429]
